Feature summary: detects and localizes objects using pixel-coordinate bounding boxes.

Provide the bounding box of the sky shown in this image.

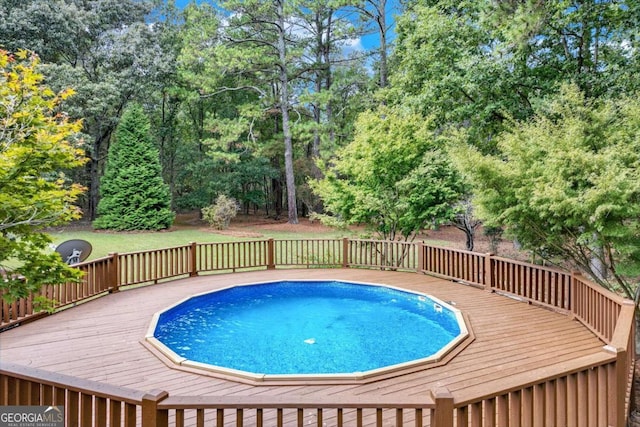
[170,0,398,52]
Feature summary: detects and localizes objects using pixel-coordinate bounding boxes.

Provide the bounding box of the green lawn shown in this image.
[47,214,456,261]
[47,226,356,260]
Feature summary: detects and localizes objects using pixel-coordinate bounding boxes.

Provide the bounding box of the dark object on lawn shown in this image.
[55,240,92,265]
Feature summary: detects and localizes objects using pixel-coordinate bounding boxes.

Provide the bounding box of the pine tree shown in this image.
[93,104,174,230]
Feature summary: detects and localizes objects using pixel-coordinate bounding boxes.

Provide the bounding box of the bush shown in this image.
[202,195,239,230]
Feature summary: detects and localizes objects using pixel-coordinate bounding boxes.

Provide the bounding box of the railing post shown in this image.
[417,241,425,273]
[189,242,198,277]
[342,238,349,268]
[603,345,628,427]
[604,299,635,427]
[431,387,454,427]
[141,389,169,427]
[108,253,120,293]
[484,253,494,290]
[267,239,276,270]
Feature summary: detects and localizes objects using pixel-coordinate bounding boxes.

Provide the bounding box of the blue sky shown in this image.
[170,0,397,52]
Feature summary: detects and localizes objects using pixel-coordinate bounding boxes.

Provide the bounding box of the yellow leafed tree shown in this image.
[0,49,87,305]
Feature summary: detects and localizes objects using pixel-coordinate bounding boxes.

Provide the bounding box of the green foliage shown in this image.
[93,104,174,231]
[450,85,640,298]
[311,106,466,241]
[201,195,239,230]
[0,49,85,301]
[176,1,377,222]
[0,0,175,219]
[390,0,640,152]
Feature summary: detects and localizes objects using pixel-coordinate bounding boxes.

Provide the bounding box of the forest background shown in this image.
[1,0,639,299]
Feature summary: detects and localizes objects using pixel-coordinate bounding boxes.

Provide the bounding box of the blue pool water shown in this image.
[153,280,462,375]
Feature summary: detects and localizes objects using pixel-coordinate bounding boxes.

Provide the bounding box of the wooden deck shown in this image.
[0,268,606,402]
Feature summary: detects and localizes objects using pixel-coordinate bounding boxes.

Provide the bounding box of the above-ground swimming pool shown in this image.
[146,280,469,382]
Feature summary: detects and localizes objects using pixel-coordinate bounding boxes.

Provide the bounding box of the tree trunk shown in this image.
[271,176,283,218]
[590,235,607,281]
[464,230,474,252]
[276,0,298,224]
[377,0,388,89]
[359,0,389,89]
[87,127,115,220]
[88,157,100,221]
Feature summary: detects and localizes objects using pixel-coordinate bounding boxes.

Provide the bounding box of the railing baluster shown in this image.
[217,408,224,427]
[277,408,283,427]
[297,408,303,427]
[257,408,264,427]
[415,408,423,427]
[95,396,107,427]
[109,400,121,426]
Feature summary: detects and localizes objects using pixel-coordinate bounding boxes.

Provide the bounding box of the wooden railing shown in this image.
[490,256,573,312]
[348,239,417,271]
[153,393,447,426]
[418,244,636,427]
[452,352,619,426]
[273,238,343,268]
[1,361,149,426]
[0,239,635,426]
[1,359,455,427]
[419,244,486,286]
[117,245,192,287]
[197,240,269,273]
[1,255,115,327]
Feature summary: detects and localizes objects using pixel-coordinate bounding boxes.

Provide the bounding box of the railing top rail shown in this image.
[197,239,268,245]
[608,300,637,351]
[159,394,434,410]
[73,255,113,267]
[421,244,485,256]
[351,238,415,245]
[490,255,572,275]
[274,238,341,242]
[118,244,191,256]
[0,361,147,405]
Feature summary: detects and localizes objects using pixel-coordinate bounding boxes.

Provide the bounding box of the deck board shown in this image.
[0,269,605,406]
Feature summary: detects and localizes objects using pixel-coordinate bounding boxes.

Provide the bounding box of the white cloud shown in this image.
[342,37,364,55]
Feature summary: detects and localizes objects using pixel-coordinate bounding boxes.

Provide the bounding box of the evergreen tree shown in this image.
[93,104,174,231]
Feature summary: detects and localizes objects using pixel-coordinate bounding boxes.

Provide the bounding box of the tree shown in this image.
[389,0,640,152]
[452,197,481,252]
[311,106,465,242]
[353,0,393,89]
[293,0,375,214]
[93,104,174,231]
[210,0,304,224]
[0,0,173,219]
[450,85,640,300]
[0,50,86,302]
[178,1,376,223]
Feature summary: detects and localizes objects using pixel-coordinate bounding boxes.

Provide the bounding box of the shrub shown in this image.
[202,195,239,230]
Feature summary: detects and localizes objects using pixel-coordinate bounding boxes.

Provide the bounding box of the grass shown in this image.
[47,229,232,260]
[47,225,356,261]
[45,213,456,261]
[47,228,455,261]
